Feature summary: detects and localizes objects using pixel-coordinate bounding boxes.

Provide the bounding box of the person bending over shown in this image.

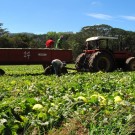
[51,59,66,76]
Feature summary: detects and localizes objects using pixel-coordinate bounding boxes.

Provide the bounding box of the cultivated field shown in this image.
[0,65,134,135]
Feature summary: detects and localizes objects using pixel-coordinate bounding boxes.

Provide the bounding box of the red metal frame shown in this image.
[0,48,73,66]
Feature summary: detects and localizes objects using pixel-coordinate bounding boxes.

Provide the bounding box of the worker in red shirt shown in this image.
[45,38,54,48]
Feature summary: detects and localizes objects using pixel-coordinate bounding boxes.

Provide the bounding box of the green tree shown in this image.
[10,34,32,48]
[0,36,12,48]
[81,24,113,37]
[0,23,8,37]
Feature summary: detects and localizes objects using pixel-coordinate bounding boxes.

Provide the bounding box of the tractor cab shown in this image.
[84,36,118,53]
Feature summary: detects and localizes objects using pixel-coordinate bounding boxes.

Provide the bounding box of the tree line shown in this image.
[1,23,135,59]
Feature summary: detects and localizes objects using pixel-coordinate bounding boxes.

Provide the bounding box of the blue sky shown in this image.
[0,0,135,34]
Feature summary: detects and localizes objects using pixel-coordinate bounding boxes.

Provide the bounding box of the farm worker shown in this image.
[45,38,54,48]
[55,35,64,49]
[51,59,66,76]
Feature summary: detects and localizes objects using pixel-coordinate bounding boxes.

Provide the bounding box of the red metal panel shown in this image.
[0,48,73,65]
[51,49,73,63]
[0,49,8,63]
[114,51,132,59]
[7,49,28,64]
[28,49,52,64]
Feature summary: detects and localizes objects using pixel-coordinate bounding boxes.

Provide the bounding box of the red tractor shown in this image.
[75,36,135,72]
[0,48,73,75]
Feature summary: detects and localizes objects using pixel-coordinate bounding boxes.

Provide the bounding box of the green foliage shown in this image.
[0,37,12,48]
[0,65,134,134]
[1,22,135,59]
[0,23,8,37]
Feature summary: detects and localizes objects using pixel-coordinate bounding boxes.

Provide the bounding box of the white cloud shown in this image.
[91,1,102,6]
[121,16,135,21]
[87,13,112,20]
[86,13,135,22]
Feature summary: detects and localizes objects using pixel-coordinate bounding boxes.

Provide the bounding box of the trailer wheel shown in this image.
[89,52,114,72]
[126,57,135,71]
[42,64,49,70]
[61,67,68,74]
[75,53,87,71]
[0,69,5,76]
[44,66,54,75]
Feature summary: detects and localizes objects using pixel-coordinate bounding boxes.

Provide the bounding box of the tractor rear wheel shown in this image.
[89,52,114,72]
[126,57,135,71]
[75,53,87,71]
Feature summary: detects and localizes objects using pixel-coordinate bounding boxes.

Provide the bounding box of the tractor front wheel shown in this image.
[89,52,114,72]
[75,53,88,71]
[126,57,135,71]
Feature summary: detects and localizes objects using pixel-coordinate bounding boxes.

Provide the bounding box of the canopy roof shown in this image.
[86,36,118,42]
